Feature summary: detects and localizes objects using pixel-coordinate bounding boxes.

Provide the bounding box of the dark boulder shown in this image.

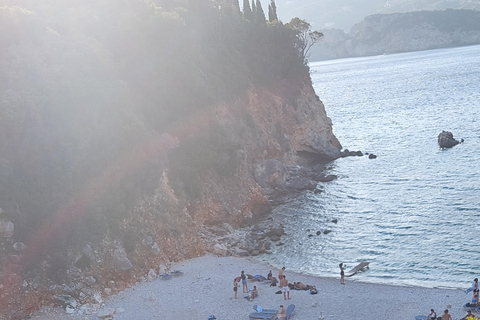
[438,131,461,148]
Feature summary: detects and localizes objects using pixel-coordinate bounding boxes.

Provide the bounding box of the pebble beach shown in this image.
[29,254,474,320]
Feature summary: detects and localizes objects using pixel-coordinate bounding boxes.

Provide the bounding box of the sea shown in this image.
[261,45,480,289]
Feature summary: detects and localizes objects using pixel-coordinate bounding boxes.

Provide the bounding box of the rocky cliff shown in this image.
[0,2,344,318]
[0,80,341,319]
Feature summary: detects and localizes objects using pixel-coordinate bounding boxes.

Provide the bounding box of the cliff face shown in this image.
[0,78,341,319]
[147,79,342,255]
[0,2,342,318]
[310,9,480,61]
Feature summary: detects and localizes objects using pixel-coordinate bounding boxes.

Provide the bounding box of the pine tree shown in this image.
[255,0,266,23]
[268,0,278,22]
[243,0,252,20]
[233,0,240,13]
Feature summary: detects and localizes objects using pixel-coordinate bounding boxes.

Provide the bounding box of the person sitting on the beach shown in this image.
[267,270,273,280]
[427,309,437,320]
[441,309,452,320]
[474,288,480,306]
[461,310,476,320]
[245,285,258,300]
[275,305,287,320]
[251,286,258,299]
[270,276,278,287]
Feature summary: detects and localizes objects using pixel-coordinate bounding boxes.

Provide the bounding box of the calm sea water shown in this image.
[262,45,480,289]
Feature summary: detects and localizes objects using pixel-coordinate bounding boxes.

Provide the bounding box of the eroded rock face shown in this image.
[1,82,342,320]
[438,131,461,148]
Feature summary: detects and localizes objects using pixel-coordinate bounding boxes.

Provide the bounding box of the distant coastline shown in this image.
[309,9,480,61]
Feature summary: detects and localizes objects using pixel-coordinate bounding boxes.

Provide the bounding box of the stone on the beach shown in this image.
[142,236,153,246]
[97,307,115,319]
[151,242,161,255]
[13,242,26,251]
[250,249,260,256]
[112,245,133,271]
[147,269,157,281]
[65,305,75,314]
[213,243,228,256]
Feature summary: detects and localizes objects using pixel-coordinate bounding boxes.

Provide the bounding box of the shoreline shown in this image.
[29,254,474,320]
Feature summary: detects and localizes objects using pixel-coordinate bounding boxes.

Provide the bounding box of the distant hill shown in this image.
[270,0,480,31]
[308,9,480,61]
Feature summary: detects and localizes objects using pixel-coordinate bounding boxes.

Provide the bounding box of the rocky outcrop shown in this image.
[438,131,462,148]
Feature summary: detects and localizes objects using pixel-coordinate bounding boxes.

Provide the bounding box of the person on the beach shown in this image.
[241,270,248,293]
[441,309,452,320]
[339,263,346,284]
[279,266,285,280]
[270,276,278,287]
[294,282,307,290]
[275,304,287,320]
[267,270,273,280]
[279,275,290,300]
[461,310,475,320]
[251,285,258,299]
[473,278,479,305]
[427,309,437,320]
[233,279,238,299]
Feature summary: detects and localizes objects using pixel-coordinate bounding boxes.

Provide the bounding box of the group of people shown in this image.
[232,268,283,301]
[466,278,480,308]
[233,266,305,301]
[461,278,480,320]
[264,266,291,300]
[426,278,480,320]
[426,308,453,320]
[428,308,478,320]
[233,270,253,299]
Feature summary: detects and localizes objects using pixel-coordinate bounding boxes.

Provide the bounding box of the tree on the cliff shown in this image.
[243,0,253,20]
[287,17,324,60]
[232,0,240,13]
[268,0,278,22]
[255,0,266,23]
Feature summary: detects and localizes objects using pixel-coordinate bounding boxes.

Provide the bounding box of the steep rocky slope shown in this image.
[0,79,341,319]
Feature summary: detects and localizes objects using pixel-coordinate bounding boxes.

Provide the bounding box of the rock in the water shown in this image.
[438,131,461,148]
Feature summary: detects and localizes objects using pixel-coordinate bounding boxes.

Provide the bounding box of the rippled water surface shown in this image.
[262,45,480,289]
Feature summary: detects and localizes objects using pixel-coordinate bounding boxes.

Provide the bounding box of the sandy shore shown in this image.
[29,254,473,320]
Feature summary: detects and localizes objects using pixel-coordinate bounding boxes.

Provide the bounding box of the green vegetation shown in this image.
[0,0,316,269]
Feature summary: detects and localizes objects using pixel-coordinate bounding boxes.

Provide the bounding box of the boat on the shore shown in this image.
[344,262,370,277]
